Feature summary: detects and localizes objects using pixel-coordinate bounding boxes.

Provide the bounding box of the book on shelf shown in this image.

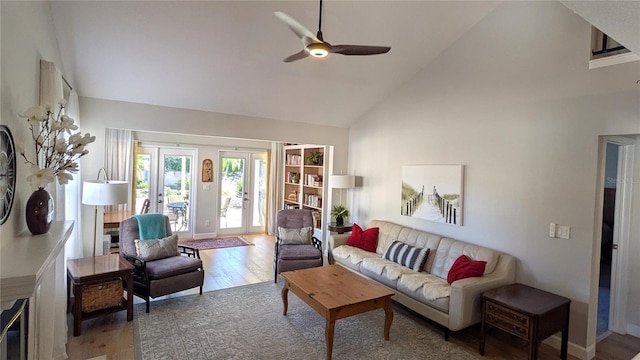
[305,174,323,187]
[286,154,302,165]
[302,194,322,208]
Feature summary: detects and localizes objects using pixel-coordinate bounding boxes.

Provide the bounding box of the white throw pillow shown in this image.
[135,234,179,261]
[278,226,312,245]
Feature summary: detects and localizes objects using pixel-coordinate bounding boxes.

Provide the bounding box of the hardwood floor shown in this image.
[66,234,640,360]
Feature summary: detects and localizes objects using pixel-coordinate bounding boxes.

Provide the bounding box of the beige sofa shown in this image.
[328,220,516,338]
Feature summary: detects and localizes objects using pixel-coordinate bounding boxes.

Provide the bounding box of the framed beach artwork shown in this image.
[401,165,464,225]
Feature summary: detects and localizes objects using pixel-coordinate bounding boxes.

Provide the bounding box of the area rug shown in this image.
[134,282,479,360]
[178,236,252,250]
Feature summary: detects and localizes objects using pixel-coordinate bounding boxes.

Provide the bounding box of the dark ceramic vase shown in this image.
[336,216,344,226]
[26,188,54,235]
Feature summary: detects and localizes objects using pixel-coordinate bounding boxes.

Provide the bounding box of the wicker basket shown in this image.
[81,279,124,313]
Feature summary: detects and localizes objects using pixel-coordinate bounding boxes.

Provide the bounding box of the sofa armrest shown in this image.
[327,234,351,264]
[447,254,516,330]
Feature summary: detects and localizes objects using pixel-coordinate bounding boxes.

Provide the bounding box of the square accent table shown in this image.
[67,254,134,336]
[480,283,571,360]
[281,265,394,360]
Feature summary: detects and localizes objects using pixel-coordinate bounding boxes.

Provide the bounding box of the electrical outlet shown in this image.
[205,220,211,227]
[549,223,556,238]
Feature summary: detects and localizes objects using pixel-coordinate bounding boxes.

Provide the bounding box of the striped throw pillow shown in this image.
[383,241,430,272]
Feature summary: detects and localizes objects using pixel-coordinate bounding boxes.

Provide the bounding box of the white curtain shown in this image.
[64,90,84,260]
[105,128,133,211]
[267,142,284,235]
[39,60,65,218]
[38,59,68,360]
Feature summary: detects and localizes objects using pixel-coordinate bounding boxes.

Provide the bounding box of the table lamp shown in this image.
[329,174,355,205]
[82,168,129,257]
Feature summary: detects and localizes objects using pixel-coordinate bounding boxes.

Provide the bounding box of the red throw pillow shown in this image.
[346,224,379,252]
[446,255,487,284]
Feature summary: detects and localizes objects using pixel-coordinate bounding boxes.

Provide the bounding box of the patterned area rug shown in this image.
[134,282,479,360]
[178,237,252,250]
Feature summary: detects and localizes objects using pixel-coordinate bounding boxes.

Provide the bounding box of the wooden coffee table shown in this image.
[280,264,394,360]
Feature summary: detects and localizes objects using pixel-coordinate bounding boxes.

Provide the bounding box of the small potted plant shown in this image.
[331,205,350,226]
[305,151,323,165]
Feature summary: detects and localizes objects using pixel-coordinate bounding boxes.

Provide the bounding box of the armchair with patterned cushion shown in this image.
[274,209,323,283]
[119,215,204,313]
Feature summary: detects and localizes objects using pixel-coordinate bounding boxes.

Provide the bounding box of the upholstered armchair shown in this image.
[119,215,204,313]
[274,209,323,283]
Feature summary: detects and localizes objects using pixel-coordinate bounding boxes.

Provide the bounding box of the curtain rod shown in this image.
[62,75,72,91]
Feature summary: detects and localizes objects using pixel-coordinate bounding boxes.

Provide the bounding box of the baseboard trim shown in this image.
[628,323,640,337]
[542,335,589,360]
[193,232,217,240]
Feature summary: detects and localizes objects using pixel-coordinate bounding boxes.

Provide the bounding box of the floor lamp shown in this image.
[82,168,129,257]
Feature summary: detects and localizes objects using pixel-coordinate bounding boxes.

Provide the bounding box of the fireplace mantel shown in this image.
[1,221,74,305]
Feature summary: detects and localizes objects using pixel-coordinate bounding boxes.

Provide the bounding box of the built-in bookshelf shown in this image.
[283,145,325,230]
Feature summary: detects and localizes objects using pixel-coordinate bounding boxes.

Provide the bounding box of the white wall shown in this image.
[0,1,67,242]
[79,97,349,255]
[348,1,639,356]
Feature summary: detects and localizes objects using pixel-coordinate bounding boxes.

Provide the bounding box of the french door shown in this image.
[136,145,196,238]
[217,151,267,235]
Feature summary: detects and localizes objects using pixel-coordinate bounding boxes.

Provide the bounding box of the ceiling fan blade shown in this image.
[330,45,391,56]
[283,50,309,63]
[274,11,320,43]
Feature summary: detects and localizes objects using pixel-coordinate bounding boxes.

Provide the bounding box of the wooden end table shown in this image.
[281,265,394,360]
[67,254,134,336]
[480,283,571,360]
[327,223,352,234]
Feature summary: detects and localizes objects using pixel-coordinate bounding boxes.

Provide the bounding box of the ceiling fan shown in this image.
[274,0,391,62]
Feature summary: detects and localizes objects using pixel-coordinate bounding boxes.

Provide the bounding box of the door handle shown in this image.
[612,244,618,250]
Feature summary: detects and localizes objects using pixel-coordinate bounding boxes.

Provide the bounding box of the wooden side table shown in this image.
[327,223,352,234]
[480,283,571,360]
[67,254,134,336]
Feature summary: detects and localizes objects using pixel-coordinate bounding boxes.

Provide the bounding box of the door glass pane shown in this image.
[163,155,191,233]
[252,158,267,227]
[220,157,244,229]
[135,153,151,214]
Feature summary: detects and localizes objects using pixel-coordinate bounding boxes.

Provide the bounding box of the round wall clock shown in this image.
[0,125,17,225]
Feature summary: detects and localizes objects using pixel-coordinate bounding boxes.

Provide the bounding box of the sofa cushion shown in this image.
[397,274,451,313]
[361,257,416,289]
[369,220,403,255]
[346,224,379,252]
[446,255,486,284]
[430,238,499,279]
[332,245,381,271]
[396,227,443,272]
[399,273,450,300]
[134,234,179,261]
[383,241,430,272]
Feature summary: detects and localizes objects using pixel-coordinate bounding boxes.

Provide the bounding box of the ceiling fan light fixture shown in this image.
[307,43,329,58]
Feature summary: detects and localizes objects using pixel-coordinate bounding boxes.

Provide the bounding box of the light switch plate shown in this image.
[557,225,570,239]
[549,223,556,238]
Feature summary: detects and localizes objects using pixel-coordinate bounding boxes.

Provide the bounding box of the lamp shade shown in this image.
[82,180,129,206]
[329,174,355,189]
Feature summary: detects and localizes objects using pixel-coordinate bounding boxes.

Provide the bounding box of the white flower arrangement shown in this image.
[19,99,95,189]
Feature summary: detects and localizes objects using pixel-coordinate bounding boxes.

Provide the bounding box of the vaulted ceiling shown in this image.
[50,1,639,129]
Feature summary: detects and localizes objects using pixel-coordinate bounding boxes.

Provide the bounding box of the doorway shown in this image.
[135,145,196,238]
[596,137,634,343]
[217,151,267,235]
